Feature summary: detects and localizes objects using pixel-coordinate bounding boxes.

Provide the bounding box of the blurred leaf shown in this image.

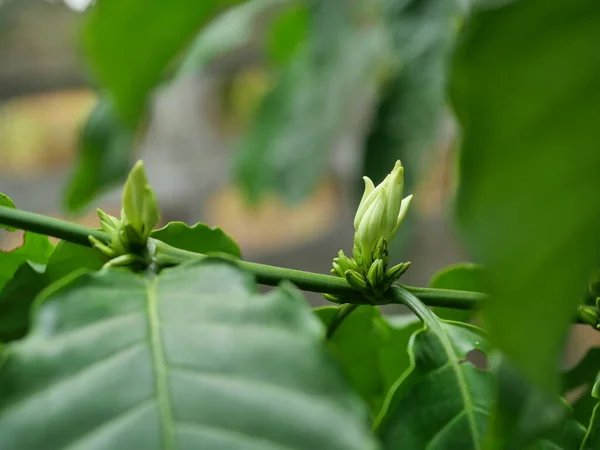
[236,1,386,203]
[0,233,53,292]
[0,261,378,450]
[362,0,465,190]
[0,241,103,342]
[266,1,308,67]
[532,419,586,450]
[429,263,487,322]
[486,357,573,449]
[377,288,494,449]
[451,0,600,391]
[83,0,243,125]
[0,193,16,231]
[152,221,241,258]
[64,99,134,212]
[177,0,297,76]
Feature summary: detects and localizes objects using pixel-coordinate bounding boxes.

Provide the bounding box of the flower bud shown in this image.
[353,160,412,266]
[122,161,160,242]
[385,261,411,285]
[367,259,385,296]
[345,269,369,292]
[372,237,389,269]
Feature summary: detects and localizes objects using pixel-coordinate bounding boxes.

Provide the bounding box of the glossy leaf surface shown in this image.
[0,261,378,449]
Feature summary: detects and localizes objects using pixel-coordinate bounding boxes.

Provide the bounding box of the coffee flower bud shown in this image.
[122,160,160,244]
[353,160,412,266]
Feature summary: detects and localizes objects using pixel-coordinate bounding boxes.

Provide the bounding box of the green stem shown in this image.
[0,206,501,310]
[0,206,108,246]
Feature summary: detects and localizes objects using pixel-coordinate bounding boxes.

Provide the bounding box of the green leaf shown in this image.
[0,233,53,292]
[0,241,103,342]
[315,306,421,417]
[485,358,574,449]
[152,221,241,259]
[236,1,386,203]
[64,99,134,212]
[562,347,600,425]
[0,193,16,231]
[177,0,296,77]
[532,419,586,450]
[0,262,46,342]
[377,287,494,449]
[377,314,423,399]
[83,0,242,125]
[429,263,487,322]
[265,1,308,67]
[450,0,600,391]
[0,261,379,449]
[316,305,386,415]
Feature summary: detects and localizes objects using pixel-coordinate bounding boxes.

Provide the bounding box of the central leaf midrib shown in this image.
[401,289,480,448]
[146,278,176,449]
[431,321,480,448]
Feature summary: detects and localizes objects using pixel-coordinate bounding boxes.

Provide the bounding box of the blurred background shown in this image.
[0,0,598,371]
[0,0,466,297]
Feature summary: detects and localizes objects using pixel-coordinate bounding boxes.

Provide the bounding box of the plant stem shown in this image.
[0,206,108,246]
[0,206,507,310]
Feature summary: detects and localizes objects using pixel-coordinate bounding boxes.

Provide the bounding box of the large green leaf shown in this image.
[235,0,386,203]
[450,0,600,391]
[377,287,494,449]
[429,263,487,322]
[83,0,242,125]
[0,260,378,449]
[0,241,103,342]
[151,222,241,259]
[64,99,134,212]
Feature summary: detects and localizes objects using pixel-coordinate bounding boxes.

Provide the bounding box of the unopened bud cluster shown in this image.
[329,160,413,302]
[89,161,160,269]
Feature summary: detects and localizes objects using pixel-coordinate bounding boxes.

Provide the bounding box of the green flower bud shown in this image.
[372,237,389,269]
[122,160,160,242]
[385,261,411,285]
[345,269,369,292]
[353,160,413,267]
[367,259,385,296]
[331,250,358,277]
[97,209,120,234]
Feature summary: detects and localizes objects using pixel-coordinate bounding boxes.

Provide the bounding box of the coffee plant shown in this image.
[1,0,600,449]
